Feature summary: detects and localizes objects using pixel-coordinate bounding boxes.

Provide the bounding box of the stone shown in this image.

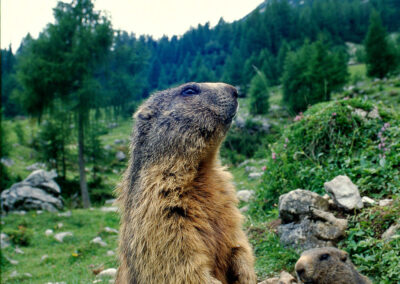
[240,205,250,213]
[10,271,18,278]
[116,151,126,161]
[57,210,72,217]
[104,144,112,151]
[41,255,49,262]
[54,232,73,242]
[100,206,118,212]
[57,223,63,229]
[367,106,381,119]
[104,227,118,234]
[278,217,334,251]
[353,108,367,119]
[1,157,14,167]
[105,198,116,205]
[114,139,125,145]
[91,236,107,247]
[324,175,363,210]
[278,271,296,283]
[36,210,43,214]
[107,250,115,256]
[362,196,376,206]
[258,278,279,284]
[279,189,329,223]
[311,208,347,240]
[1,170,63,212]
[8,257,19,265]
[24,273,32,278]
[245,166,257,173]
[1,233,10,249]
[381,223,400,241]
[25,162,46,171]
[15,247,24,254]
[379,199,393,207]
[237,190,255,202]
[248,172,263,179]
[97,268,117,278]
[45,229,54,236]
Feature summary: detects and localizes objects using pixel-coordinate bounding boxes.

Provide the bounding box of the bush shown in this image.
[252,98,400,211]
[3,225,33,246]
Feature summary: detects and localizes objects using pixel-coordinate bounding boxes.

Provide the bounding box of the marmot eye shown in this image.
[319,254,330,261]
[181,86,200,96]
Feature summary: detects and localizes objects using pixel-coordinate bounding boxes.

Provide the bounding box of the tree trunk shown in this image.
[78,110,91,208]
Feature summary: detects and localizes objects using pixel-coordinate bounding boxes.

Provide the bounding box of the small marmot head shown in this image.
[295,247,367,284]
[132,82,238,162]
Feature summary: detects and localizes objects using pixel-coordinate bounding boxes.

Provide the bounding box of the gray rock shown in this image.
[362,196,376,206]
[245,166,257,173]
[100,206,118,212]
[91,236,107,247]
[258,271,295,284]
[237,190,254,202]
[381,223,400,241]
[240,205,250,213]
[379,199,393,207]
[278,217,334,251]
[104,144,112,151]
[353,108,367,119]
[97,268,117,278]
[279,189,329,223]
[311,208,347,240]
[45,229,54,236]
[114,139,125,145]
[15,247,24,254]
[107,250,115,256]
[367,107,381,119]
[105,199,116,205]
[57,210,72,217]
[104,227,118,234]
[25,162,46,171]
[248,172,263,179]
[54,232,73,242]
[1,170,63,212]
[116,151,126,161]
[324,176,363,210]
[1,158,14,167]
[1,233,10,249]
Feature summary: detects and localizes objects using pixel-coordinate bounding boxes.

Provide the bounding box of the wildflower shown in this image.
[293,112,304,122]
[284,144,287,148]
[384,122,390,129]
[272,152,277,160]
[285,138,289,143]
[262,166,266,171]
[332,112,337,116]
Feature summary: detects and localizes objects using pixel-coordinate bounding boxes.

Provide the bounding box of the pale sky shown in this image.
[1,0,263,50]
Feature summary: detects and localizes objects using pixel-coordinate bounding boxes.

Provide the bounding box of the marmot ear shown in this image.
[340,251,348,262]
[135,106,155,121]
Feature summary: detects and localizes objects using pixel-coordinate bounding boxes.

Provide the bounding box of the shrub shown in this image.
[3,225,33,246]
[252,98,400,212]
[249,71,270,115]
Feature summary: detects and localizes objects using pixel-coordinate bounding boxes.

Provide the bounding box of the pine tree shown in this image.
[249,70,269,115]
[365,11,396,78]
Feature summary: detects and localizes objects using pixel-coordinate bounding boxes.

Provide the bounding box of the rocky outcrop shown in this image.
[1,170,63,212]
[278,188,348,251]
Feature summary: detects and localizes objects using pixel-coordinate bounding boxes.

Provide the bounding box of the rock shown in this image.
[1,157,14,167]
[12,210,27,215]
[279,189,329,223]
[279,217,334,250]
[258,278,279,284]
[379,199,393,207]
[1,233,10,249]
[57,222,63,229]
[104,227,118,234]
[324,176,363,210]
[237,190,255,202]
[381,223,400,241]
[45,229,54,236]
[15,247,24,254]
[353,108,367,119]
[105,198,116,205]
[24,273,32,278]
[100,206,118,212]
[8,257,19,265]
[57,210,72,217]
[311,208,347,240]
[238,159,252,168]
[10,271,18,278]
[248,172,263,179]
[245,166,257,173]
[116,151,126,161]
[97,268,117,278]
[36,210,43,214]
[107,250,115,256]
[367,106,381,119]
[362,196,376,206]
[41,254,49,262]
[278,271,296,283]
[1,170,63,212]
[240,205,249,213]
[54,232,73,242]
[114,139,125,145]
[91,236,107,247]
[104,144,112,151]
[25,162,46,171]
[107,122,118,129]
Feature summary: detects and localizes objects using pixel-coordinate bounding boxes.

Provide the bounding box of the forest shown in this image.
[1,0,400,282]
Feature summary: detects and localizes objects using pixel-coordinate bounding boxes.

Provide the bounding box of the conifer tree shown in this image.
[249,70,269,115]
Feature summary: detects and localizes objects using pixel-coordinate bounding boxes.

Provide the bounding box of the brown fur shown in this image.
[116,82,256,284]
[295,247,372,284]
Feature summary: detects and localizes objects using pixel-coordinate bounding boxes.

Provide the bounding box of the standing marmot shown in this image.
[295,247,372,284]
[116,82,256,284]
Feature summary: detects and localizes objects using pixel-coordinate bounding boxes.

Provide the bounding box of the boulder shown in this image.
[324,176,363,210]
[237,190,254,202]
[279,189,329,223]
[1,170,63,213]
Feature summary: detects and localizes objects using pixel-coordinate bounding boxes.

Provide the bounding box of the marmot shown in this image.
[116,82,257,284]
[295,247,372,284]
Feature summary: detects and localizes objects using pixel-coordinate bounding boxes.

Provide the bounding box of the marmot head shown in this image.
[132,82,238,163]
[295,247,368,284]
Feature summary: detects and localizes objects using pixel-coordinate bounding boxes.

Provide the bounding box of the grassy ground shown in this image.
[2,64,400,282]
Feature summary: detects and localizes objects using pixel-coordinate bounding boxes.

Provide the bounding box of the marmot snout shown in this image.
[295,247,371,284]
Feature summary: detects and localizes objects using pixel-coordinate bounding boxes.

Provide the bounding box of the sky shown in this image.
[1,0,263,50]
